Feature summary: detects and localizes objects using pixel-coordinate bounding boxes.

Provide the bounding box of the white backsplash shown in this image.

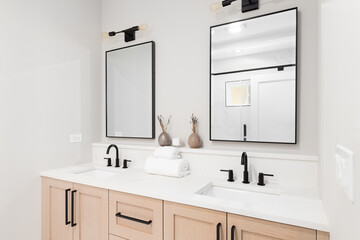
[92,143,318,191]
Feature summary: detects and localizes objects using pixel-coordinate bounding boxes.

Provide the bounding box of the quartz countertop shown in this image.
[40,163,329,232]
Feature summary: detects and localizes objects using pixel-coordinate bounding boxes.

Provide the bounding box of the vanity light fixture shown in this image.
[102,23,148,42]
[210,0,259,13]
[242,0,259,12]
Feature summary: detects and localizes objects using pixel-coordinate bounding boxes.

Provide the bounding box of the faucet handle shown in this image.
[122,159,132,169]
[257,173,274,186]
[104,157,112,167]
[220,169,235,182]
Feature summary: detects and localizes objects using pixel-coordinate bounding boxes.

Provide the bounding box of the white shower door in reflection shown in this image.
[250,71,296,142]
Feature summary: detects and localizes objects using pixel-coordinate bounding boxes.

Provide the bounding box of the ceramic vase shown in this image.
[158,132,171,146]
[188,132,201,148]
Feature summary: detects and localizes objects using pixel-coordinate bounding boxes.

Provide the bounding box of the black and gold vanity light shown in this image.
[102,23,148,42]
[210,0,259,13]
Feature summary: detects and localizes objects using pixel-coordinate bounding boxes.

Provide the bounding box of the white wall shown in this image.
[0,1,101,239]
[318,0,360,239]
[101,0,319,155]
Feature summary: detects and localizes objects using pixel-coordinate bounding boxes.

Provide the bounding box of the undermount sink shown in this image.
[75,169,120,178]
[196,183,280,202]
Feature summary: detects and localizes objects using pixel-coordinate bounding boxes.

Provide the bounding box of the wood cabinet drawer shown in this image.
[109,191,163,240]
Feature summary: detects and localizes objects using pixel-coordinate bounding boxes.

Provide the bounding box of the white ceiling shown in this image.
[212,9,297,61]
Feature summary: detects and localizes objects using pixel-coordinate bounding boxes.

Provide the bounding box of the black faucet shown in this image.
[106,144,120,168]
[241,152,250,184]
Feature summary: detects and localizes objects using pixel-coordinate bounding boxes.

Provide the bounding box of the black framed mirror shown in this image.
[106,41,155,139]
[210,8,297,144]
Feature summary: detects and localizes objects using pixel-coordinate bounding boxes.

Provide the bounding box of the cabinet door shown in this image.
[42,177,73,240]
[164,201,226,240]
[228,214,316,240]
[109,191,163,240]
[73,183,108,240]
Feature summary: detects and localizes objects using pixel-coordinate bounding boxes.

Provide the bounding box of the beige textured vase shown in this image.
[158,132,171,146]
[188,132,201,148]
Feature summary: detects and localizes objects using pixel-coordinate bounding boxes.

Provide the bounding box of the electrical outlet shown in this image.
[70,134,82,143]
[335,145,354,202]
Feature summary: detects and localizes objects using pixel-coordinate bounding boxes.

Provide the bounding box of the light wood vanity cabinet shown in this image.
[164,201,227,240]
[42,178,329,240]
[41,177,108,240]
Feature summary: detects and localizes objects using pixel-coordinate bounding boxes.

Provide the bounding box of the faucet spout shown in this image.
[106,144,120,168]
[241,152,250,184]
[241,152,248,171]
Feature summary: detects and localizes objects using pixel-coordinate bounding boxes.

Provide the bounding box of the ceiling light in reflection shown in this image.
[228,23,246,34]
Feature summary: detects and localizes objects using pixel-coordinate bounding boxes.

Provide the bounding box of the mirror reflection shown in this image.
[210,9,297,143]
[106,41,155,139]
[211,9,297,73]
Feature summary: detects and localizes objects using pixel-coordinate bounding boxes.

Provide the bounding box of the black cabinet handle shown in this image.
[71,190,77,227]
[216,223,221,240]
[231,225,236,240]
[65,189,71,225]
[115,212,152,225]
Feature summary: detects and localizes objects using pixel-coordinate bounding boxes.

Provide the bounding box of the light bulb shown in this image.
[138,23,148,31]
[101,32,110,39]
[210,2,222,12]
[228,23,244,34]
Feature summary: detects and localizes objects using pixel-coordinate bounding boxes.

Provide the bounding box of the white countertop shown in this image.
[40,163,329,232]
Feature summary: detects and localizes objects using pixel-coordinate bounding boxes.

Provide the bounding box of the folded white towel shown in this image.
[144,157,190,178]
[153,147,180,159]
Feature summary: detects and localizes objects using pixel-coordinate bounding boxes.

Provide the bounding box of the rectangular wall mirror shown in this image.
[106,41,155,139]
[210,8,297,144]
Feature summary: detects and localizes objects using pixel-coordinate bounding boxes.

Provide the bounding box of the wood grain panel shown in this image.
[317,231,330,240]
[109,234,129,240]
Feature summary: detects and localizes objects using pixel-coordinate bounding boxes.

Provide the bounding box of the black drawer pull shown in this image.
[231,225,236,240]
[115,212,152,225]
[216,223,221,240]
[65,189,71,225]
[71,190,77,227]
